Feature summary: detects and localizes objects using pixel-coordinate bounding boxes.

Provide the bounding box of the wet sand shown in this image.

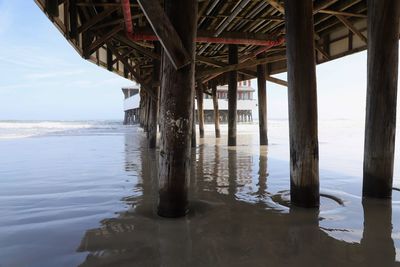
[0,121,399,266]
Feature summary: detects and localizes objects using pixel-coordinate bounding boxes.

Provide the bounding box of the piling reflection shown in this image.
[77,135,399,267]
[257,147,268,199]
[361,199,396,267]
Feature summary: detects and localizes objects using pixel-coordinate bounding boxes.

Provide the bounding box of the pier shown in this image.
[36,0,399,216]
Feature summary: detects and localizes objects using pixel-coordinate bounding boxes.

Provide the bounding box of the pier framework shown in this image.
[37,0,399,216]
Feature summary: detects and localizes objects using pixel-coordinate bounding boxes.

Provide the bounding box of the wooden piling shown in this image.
[284,0,319,208]
[363,0,400,198]
[157,0,197,217]
[148,44,161,149]
[212,83,221,138]
[257,53,268,146]
[196,84,205,138]
[228,44,238,146]
[192,101,196,147]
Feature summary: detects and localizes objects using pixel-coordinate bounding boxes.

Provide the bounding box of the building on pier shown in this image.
[123,80,257,125]
[122,87,140,125]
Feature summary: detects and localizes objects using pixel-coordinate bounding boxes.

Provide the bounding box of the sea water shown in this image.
[0,120,399,266]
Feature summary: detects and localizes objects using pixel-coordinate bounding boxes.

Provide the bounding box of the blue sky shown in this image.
[0,1,397,121]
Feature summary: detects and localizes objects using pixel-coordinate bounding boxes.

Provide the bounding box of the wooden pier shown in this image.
[36,0,399,217]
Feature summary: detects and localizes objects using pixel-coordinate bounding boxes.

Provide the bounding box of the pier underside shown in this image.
[36,0,399,215]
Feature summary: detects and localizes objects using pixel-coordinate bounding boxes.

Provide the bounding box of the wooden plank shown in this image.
[285,0,319,208]
[266,0,285,14]
[363,0,400,198]
[137,0,192,70]
[336,15,367,43]
[266,76,288,87]
[313,0,339,13]
[78,7,119,34]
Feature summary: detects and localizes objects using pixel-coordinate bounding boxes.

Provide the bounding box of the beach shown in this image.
[0,120,399,266]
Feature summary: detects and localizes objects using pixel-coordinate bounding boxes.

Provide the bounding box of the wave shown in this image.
[0,120,124,139]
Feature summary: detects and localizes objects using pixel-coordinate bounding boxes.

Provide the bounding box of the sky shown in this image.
[0,1,398,121]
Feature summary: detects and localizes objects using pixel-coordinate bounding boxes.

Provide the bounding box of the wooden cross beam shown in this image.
[46,0,59,17]
[137,0,191,70]
[266,0,285,14]
[107,42,156,99]
[89,24,123,54]
[114,34,160,60]
[336,15,367,43]
[313,0,339,14]
[196,54,286,79]
[319,10,366,18]
[78,6,119,34]
[69,0,78,39]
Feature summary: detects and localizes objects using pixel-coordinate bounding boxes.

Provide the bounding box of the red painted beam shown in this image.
[122,0,284,46]
[121,0,133,34]
[127,33,285,46]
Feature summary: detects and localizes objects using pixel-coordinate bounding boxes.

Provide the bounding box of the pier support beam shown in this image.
[257,53,268,146]
[284,0,319,207]
[192,101,196,147]
[196,84,205,138]
[212,83,221,138]
[228,44,238,146]
[158,0,197,217]
[363,0,400,198]
[149,44,161,148]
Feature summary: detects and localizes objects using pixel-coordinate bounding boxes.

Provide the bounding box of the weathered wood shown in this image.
[319,10,367,18]
[46,0,59,17]
[149,43,161,149]
[192,101,196,148]
[69,0,78,39]
[196,54,286,79]
[266,76,288,87]
[336,15,367,44]
[196,84,205,138]
[363,0,400,199]
[212,83,221,138]
[266,0,285,14]
[257,54,268,146]
[285,0,319,207]
[89,25,123,54]
[228,44,238,147]
[137,0,191,70]
[313,0,339,13]
[107,42,156,99]
[158,0,197,217]
[78,7,119,34]
[106,47,113,71]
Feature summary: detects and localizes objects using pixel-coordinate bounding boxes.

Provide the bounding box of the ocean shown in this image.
[0,120,399,266]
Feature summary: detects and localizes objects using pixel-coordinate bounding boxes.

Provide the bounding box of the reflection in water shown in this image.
[257,147,268,199]
[77,134,399,267]
[361,199,396,267]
